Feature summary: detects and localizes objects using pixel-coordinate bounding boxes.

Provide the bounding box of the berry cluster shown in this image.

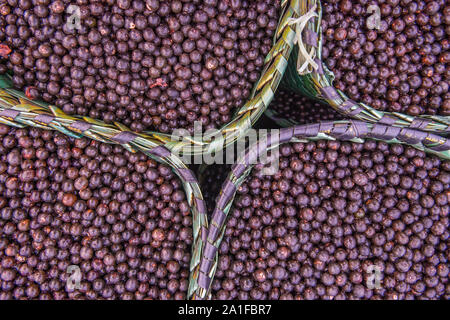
[0,125,192,299]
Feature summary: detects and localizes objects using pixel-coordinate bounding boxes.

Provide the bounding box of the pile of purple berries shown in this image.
[197,164,230,214]
[268,89,344,124]
[211,140,449,300]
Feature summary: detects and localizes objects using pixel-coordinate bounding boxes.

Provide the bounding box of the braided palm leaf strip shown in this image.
[195,120,450,299]
[277,0,450,134]
[0,87,208,299]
